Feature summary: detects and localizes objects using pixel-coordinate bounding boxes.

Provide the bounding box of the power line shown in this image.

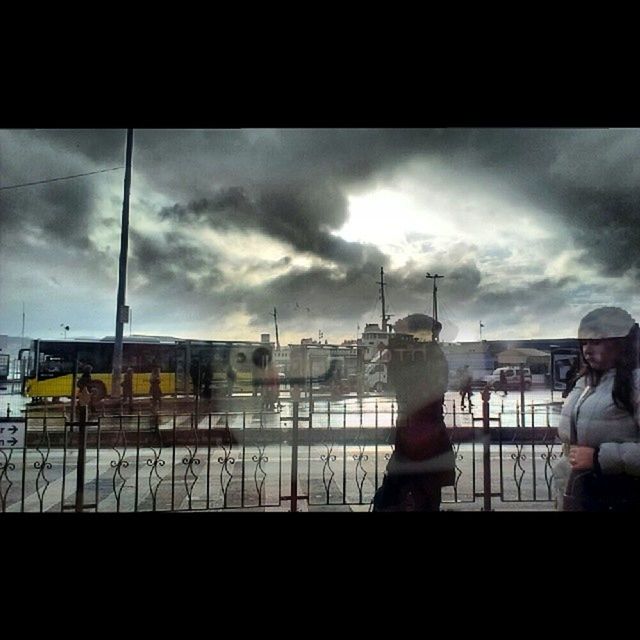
[0,166,124,191]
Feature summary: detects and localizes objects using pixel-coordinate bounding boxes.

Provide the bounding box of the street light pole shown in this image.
[425,272,444,342]
[111,128,133,399]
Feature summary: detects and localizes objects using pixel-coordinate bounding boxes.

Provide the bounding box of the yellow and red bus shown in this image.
[23,337,273,401]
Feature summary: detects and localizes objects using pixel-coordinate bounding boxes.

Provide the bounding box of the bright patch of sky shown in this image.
[339,173,559,287]
[195,228,318,286]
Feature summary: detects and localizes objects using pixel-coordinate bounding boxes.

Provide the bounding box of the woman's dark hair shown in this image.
[579,323,639,415]
[613,323,639,414]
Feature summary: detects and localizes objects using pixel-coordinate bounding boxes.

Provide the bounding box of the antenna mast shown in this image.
[272,307,280,349]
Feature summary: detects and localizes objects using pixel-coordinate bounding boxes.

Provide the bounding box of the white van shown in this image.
[365,361,388,392]
[488,366,532,390]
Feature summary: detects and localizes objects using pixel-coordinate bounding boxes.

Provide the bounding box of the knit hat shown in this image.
[577,307,636,340]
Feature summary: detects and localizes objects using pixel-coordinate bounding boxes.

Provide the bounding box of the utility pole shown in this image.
[425,272,444,342]
[272,307,280,349]
[377,266,391,331]
[111,128,134,399]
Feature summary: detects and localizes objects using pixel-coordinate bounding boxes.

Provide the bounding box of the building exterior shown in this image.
[360,323,389,362]
[441,341,494,387]
[272,346,290,372]
[289,343,362,392]
[358,322,575,391]
[441,338,577,388]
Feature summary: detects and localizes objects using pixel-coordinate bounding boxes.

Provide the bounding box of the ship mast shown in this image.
[378,267,391,331]
[272,307,280,349]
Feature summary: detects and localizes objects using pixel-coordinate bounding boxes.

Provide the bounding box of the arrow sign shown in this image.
[0,422,25,449]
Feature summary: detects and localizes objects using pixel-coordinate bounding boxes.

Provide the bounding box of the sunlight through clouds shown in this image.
[3,128,640,342]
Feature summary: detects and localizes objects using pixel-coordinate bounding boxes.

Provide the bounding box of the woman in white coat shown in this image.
[554,306,640,511]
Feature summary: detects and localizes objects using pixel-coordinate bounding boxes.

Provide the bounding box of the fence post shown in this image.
[481,385,492,512]
[290,400,299,512]
[520,368,526,428]
[75,405,88,512]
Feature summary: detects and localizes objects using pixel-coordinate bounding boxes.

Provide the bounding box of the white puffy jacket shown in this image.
[554,368,640,505]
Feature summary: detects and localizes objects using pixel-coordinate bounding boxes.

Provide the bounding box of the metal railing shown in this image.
[0,390,563,513]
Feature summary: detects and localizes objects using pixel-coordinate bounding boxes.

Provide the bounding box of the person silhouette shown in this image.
[200,362,213,409]
[260,360,280,411]
[226,363,236,398]
[373,330,455,512]
[498,369,508,396]
[77,364,96,412]
[561,358,579,399]
[458,365,473,409]
[121,367,134,411]
[190,359,201,399]
[77,364,93,394]
[149,365,162,413]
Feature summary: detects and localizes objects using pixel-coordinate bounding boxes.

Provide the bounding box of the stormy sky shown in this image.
[1,128,640,344]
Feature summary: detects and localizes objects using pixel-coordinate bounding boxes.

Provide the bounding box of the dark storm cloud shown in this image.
[128,229,223,291]
[5,127,640,342]
[130,129,467,223]
[141,128,640,279]
[0,129,123,251]
[281,128,640,280]
[32,129,126,165]
[121,222,388,331]
[159,184,389,268]
[384,262,483,309]
[125,257,387,328]
[241,266,382,324]
[119,220,487,333]
[476,277,576,316]
[127,153,489,329]
[10,128,640,279]
[0,169,96,250]
[548,184,640,276]
[136,128,445,190]
[441,129,640,277]
[234,258,484,331]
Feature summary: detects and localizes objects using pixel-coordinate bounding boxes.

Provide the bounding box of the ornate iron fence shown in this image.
[0,392,564,512]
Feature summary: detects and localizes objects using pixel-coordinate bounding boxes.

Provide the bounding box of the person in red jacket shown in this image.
[373,328,455,512]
